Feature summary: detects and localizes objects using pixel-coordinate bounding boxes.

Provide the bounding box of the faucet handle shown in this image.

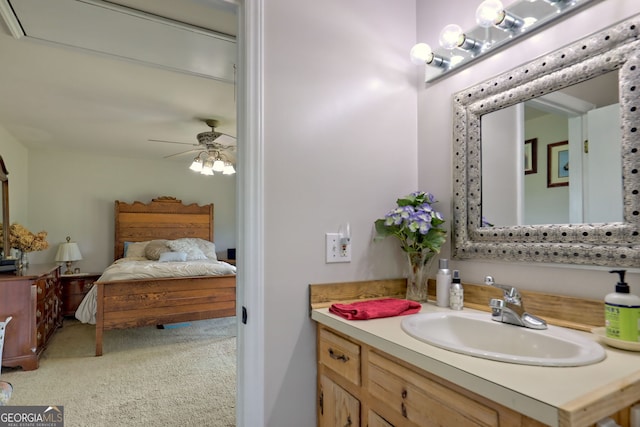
[484,276,521,305]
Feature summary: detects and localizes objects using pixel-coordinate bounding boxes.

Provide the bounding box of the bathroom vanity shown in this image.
[311,280,640,427]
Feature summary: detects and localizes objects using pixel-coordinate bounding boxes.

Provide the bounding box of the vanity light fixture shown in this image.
[412,0,596,83]
[476,0,525,31]
[410,43,450,69]
[439,24,484,54]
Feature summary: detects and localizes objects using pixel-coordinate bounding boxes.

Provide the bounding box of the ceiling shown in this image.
[0,0,239,164]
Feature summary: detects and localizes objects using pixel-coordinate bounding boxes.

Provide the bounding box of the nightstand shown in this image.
[60,273,101,317]
[219,258,236,266]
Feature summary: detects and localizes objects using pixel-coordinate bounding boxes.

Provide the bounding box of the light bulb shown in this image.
[476,0,504,28]
[409,43,433,65]
[223,162,236,175]
[201,159,214,175]
[189,157,203,172]
[212,158,225,172]
[439,24,465,50]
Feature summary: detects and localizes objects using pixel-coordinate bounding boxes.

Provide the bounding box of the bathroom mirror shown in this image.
[481,70,621,226]
[452,15,640,267]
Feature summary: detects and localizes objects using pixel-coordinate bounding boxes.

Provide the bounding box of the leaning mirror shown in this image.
[452,15,640,267]
[0,156,9,259]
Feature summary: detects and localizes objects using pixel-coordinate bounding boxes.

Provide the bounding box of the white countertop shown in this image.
[311,302,640,427]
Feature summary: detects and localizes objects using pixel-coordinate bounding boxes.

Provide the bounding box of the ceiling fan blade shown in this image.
[149,139,200,147]
[213,134,236,145]
[163,148,202,159]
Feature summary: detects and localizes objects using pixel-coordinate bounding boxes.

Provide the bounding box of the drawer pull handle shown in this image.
[401,402,408,418]
[328,348,349,363]
[402,389,407,399]
[344,415,352,426]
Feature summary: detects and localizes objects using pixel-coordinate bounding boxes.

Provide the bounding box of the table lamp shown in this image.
[55,236,82,274]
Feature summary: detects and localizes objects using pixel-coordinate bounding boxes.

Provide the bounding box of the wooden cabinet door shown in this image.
[368,410,394,427]
[319,374,360,427]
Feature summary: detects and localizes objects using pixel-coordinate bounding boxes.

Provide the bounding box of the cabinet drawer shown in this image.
[65,278,95,294]
[368,351,499,427]
[319,327,361,386]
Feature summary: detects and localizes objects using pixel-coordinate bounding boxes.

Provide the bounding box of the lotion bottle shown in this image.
[436,259,452,307]
[449,270,463,310]
[605,270,640,342]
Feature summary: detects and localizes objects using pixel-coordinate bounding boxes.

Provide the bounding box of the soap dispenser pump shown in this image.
[604,270,640,342]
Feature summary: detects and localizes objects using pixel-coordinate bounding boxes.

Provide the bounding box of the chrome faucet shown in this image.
[484,276,547,330]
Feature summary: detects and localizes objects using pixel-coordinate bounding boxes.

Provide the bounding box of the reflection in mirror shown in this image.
[452,15,640,267]
[481,71,622,226]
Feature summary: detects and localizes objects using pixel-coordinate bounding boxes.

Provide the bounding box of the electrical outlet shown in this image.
[326,233,351,263]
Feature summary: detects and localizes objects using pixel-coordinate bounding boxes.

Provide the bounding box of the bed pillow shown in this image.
[124,241,149,258]
[194,238,217,260]
[145,239,171,260]
[166,238,208,261]
[158,251,188,262]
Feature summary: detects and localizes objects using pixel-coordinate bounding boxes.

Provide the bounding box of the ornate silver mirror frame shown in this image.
[452,15,640,267]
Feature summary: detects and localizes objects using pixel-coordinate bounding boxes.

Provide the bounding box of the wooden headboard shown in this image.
[114,196,214,260]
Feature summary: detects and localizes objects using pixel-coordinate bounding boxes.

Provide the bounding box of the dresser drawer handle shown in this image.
[344,415,352,426]
[328,348,349,363]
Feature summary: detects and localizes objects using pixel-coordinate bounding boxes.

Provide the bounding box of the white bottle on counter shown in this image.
[449,270,464,310]
[436,259,451,307]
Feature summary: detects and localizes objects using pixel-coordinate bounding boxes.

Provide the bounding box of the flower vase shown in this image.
[20,252,29,269]
[405,252,436,302]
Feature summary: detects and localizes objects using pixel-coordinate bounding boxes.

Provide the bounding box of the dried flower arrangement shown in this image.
[0,223,49,253]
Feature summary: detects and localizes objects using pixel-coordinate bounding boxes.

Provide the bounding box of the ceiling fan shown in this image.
[149,119,237,175]
[148,119,237,159]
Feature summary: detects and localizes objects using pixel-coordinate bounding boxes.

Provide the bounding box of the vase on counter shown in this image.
[405,251,436,302]
[20,251,29,269]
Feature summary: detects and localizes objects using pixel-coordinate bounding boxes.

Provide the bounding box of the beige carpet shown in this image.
[1,317,237,427]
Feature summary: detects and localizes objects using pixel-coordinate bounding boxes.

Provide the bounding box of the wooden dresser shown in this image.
[0,264,62,371]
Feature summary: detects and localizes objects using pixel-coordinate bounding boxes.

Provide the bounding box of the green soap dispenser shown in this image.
[605,270,640,342]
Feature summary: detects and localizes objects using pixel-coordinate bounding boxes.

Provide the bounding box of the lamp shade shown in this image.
[55,241,82,262]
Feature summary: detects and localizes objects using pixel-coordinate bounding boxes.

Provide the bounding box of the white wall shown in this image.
[524,113,569,225]
[25,149,236,272]
[262,0,418,425]
[416,0,640,300]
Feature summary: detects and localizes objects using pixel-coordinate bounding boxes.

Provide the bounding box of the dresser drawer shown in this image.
[368,351,499,427]
[64,278,95,294]
[318,327,360,386]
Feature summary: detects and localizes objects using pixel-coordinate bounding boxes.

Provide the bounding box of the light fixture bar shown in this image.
[416,0,597,83]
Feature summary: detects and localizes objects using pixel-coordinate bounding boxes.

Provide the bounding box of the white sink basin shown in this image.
[401,311,606,367]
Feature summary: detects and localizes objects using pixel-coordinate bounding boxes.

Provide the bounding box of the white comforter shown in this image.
[75,257,236,325]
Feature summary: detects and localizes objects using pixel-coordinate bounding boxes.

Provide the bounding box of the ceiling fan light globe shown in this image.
[212,159,225,172]
[223,163,236,175]
[189,158,203,172]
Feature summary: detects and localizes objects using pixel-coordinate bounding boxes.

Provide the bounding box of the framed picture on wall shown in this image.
[524,138,537,175]
[547,140,569,188]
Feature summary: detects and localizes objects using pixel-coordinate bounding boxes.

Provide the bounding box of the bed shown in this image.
[78,196,236,356]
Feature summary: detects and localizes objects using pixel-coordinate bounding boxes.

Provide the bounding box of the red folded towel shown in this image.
[329,298,422,320]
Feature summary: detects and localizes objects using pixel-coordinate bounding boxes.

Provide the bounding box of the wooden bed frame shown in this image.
[94,196,236,356]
